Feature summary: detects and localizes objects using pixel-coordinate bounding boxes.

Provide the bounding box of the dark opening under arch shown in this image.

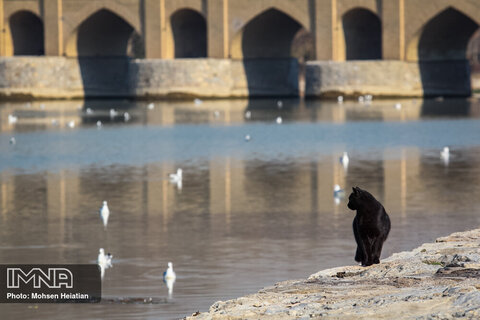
[242,8,303,59]
[417,8,479,97]
[418,8,478,61]
[342,8,382,60]
[77,9,142,57]
[9,11,44,55]
[75,9,143,98]
[171,9,207,58]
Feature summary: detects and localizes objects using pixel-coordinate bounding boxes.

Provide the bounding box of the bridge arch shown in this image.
[65,9,142,57]
[231,8,309,59]
[406,7,479,97]
[341,8,382,60]
[407,7,479,62]
[64,2,141,57]
[170,9,207,58]
[8,10,44,56]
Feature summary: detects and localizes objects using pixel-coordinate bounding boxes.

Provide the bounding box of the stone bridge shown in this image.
[0,0,479,98]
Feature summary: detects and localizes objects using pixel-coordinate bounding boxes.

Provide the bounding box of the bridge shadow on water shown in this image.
[78,57,137,99]
[419,60,473,98]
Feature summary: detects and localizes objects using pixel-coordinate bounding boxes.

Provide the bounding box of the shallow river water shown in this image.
[1,97,480,319]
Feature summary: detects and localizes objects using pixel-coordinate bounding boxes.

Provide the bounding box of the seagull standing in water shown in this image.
[245,111,251,119]
[97,248,113,279]
[8,114,18,124]
[333,184,345,199]
[276,116,283,124]
[441,146,450,165]
[169,169,183,190]
[337,96,344,104]
[110,109,118,119]
[99,201,110,228]
[339,152,349,168]
[163,262,176,298]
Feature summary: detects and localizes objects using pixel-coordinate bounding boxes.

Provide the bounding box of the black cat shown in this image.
[347,187,391,266]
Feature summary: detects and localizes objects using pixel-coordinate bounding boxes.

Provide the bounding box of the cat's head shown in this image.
[347,186,364,210]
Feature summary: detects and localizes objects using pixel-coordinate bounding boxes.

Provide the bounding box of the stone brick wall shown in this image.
[305,60,473,98]
[0,57,299,99]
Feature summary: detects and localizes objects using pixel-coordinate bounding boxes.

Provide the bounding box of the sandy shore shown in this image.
[186,228,480,319]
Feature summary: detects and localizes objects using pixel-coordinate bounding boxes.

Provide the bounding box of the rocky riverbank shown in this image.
[187,228,480,319]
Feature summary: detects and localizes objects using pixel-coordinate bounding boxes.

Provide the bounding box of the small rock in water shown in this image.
[51,119,59,126]
[9,137,16,145]
[40,103,45,110]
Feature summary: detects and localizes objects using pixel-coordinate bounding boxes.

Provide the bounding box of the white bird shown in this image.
[441,146,450,164]
[163,262,176,281]
[97,248,113,280]
[276,116,282,124]
[51,119,59,126]
[358,96,365,103]
[99,201,110,228]
[277,100,283,108]
[169,168,182,182]
[163,262,176,298]
[109,109,118,119]
[147,103,155,110]
[9,137,16,145]
[333,184,345,200]
[213,110,220,118]
[340,152,349,168]
[8,114,18,124]
[86,108,94,115]
[337,96,344,103]
[194,98,203,106]
[97,248,113,269]
[67,120,75,128]
[394,103,402,110]
[365,94,373,102]
[245,111,251,119]
[124,112,131,122]
[96,120,102,128]
[169,169,183,190]
[244,134,251,142]
[40,103,45,110]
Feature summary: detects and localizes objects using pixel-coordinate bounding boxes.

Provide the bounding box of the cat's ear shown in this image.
[353,187,359,194]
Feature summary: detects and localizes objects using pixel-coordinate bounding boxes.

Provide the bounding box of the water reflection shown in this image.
[1,98,480,319]
[2,97,480,132]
